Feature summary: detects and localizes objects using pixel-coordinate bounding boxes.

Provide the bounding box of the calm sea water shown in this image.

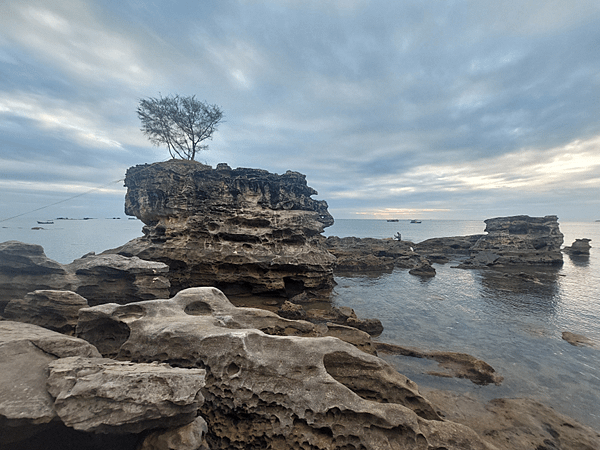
[1,217,599,430]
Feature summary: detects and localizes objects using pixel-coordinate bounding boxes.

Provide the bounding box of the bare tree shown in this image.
[137,94,224,161]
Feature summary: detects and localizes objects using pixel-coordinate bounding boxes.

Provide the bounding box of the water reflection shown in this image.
[477,267,560,317]
[566,254,590,267]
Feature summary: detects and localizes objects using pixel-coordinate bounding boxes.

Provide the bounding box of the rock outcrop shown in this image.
[76,287,495,450]
[0,241,170,315]
[458,215,564,267]
[3,290,88,335]
[0,320,208,449]
[563,238,592,256]
[109,160,336,299]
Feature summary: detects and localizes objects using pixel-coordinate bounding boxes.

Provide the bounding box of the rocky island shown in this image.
[1,161,599,449]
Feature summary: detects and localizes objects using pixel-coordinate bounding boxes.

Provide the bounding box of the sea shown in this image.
[1,217,599,430]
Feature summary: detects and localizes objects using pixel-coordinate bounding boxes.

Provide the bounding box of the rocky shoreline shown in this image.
[1,161,598,449]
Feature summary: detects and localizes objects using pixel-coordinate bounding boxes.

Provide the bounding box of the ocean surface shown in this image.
[1,217,599,430]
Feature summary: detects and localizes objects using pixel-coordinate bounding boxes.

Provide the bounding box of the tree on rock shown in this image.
[137,94,224,161]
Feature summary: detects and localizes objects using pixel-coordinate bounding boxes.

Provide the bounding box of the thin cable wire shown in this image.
[0,178,125,223]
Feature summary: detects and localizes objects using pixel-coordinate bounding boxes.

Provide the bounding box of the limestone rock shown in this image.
[76,287,495,450]
[0,321,101,444]
[563,238,592,255]
[0,242,171,313]
[375,342,503,386]
[108,160,336,299]
[325,236,421,272]
[0,241,72,315]
[304,304,384,336]
[3,290,88,335]
[277,300,307,320]
[425,389,600,450]
[409,262,436,277]
[562,331,596,348]
[139,417,210,450]
[47,357,205,434]
[414,235,484,257]
[460,215,564,267]
[66,253,170,306]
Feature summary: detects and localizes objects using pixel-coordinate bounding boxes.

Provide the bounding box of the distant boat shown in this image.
[386,219,399,222]
[37,220,54,224]
[410,219,421,223]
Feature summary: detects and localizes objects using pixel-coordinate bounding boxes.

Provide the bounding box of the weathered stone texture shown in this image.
[111,160,336,298]
[76,287,495,450]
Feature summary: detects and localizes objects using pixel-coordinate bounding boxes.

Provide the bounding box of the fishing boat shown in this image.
[37,220,54,224]
[410,219,421,223]
[386,219,399,222]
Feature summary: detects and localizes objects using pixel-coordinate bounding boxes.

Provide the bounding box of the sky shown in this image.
[1,0,600,223]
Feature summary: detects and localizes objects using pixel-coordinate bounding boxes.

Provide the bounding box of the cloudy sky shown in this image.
[1,0,599,222]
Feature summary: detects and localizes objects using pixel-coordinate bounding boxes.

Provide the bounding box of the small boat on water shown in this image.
[410,219,421,223]
[386,219,399,222]
[37,220,54,224]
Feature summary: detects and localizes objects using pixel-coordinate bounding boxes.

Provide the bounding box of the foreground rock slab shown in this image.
[47,357,205,434]
[111,160,336,298]
[77,287,495,450]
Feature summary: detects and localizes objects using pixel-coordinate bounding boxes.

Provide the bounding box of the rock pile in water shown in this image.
[109,160,336,299]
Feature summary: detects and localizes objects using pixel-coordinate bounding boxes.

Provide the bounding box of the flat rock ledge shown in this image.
[76,287,496,450]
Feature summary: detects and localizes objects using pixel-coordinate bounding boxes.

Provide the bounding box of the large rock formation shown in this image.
[563,238,592,256]
[0,320,208,449]
[0,241,170,315]
[76,287,495,450]
[109,160,336,298]
[459,215,564,267]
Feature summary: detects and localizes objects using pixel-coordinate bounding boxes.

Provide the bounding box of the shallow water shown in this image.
[327,219,600,430]
[2,216,599,429]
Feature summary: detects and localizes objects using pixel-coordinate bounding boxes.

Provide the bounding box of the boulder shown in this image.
[66,253,171,306]
[47,357,205,434]
[459,215,564,267]
[0,242,171,313]
[76,287,495,450]
[0,321,101,444]
[277,300,307,320]
[108,160,336,299]
[3,290,88,335]
[409,262,436,277]
[0,241,72,314]
[562,331,596,348]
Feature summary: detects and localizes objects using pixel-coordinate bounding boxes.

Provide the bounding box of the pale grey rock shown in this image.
[47,357,205,434]
[108,160,336,299]
[0,321,100,444]
[139,417,210,450]
[4,290,88,335]
[76,287,495,450]
[563,238,592,256]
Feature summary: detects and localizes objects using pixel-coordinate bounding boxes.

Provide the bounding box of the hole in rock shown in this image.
[184,301,213,315]
[284,278,305,298]
[227,362,240,377]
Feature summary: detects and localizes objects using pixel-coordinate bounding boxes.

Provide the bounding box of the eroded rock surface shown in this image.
[563,238,592,255]
[110,160,336,299]
[76,287,495,450]
[3,290,88,335]
[459,215,564,267]
[0,242,170,314]
[47,357,205,434]
[424,389,600,450]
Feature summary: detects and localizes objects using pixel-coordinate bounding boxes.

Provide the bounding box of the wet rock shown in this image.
[47,357,205,434]
[563,238,592,255]
[562,331,596,348]
[375,342,503,386]
[414,235,484,257]
[424,389,600,450]
[109,160,336,299]
[3,290,88,335]
[409,262,436,277]
[277,300,307,320]
[325,236,421,272]
[76,287,495,450]
[304,305,384,336]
